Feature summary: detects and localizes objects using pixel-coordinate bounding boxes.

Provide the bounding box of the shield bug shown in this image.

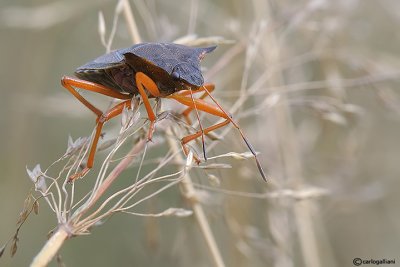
[61,43,266,182]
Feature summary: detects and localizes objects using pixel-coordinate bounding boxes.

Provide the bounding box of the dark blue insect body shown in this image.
[75,43,216,97]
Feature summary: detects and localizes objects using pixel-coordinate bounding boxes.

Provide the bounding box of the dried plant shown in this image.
[5,1,261,266]
[2,1,398,267]
[25,102,196,266]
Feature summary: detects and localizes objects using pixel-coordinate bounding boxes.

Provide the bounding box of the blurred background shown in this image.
[1,0,400,266]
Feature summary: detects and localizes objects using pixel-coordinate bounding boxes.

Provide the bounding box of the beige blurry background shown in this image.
[1,0,400,266]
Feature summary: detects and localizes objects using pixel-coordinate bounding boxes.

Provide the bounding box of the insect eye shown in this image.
[171,71,180,80]
[171,65,181,80]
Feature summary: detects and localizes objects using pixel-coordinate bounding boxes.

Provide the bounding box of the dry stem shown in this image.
[263,4,322,267]
[166,127,226,267]
[30,137,146,266]
[30,226,68,267]
[121,0,141,44]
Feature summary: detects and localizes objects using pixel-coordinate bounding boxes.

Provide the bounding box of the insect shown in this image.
[61,42,266,182]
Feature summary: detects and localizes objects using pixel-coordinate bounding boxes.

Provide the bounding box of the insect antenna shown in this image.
[201,86,267,181]
[188,88,207,161]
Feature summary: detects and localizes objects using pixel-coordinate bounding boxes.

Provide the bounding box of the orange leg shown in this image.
[68,100,133,181]
[179,84,219,137]
[168,87,267,181]
[178,83,215,123]
[167,92,229,162]
[61,76,133,180]
[61,76,132,117]
[176,84,215,160]
[168,92,230,132]
[62,74,266,181]
[62,73,161,181]
[135,72,161,141]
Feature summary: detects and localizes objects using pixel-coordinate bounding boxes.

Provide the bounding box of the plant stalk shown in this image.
[30,226,69,267]
[166,127,226,267]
